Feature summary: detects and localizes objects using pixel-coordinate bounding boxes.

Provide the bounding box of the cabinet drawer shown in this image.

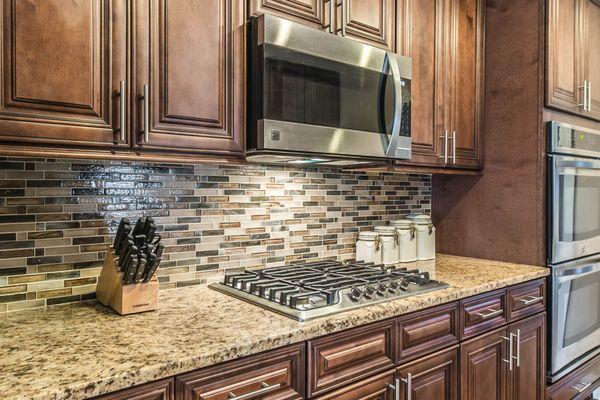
[547,353,600,400]
[313,369,396,400]
[94,379,174,400]
[307,319,395,397]
[396,302,459,363]
[175,343,304,400]
[507,279,546,322]
[460,289,507,339]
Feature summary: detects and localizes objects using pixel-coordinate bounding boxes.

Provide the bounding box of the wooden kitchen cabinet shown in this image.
[396,346,459,400]
[547,0,600,121]
[248,0,326,28]
[0,0,128,148]
[339,0,396,50]
[314,370,397,399]
[132,0,245,155]
[93,378,174,400]
[397,0,484,170]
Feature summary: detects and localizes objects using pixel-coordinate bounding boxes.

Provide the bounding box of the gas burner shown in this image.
[209,260,448,321]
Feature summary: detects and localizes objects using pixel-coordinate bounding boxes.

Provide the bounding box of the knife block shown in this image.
[96,247,159,315]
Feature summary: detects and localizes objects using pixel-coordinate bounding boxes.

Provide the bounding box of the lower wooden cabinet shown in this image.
[547,352,600,400]
[461,313,545,400]
[314,370,396,400]
[397,346,459,400]
[93,378,174,400]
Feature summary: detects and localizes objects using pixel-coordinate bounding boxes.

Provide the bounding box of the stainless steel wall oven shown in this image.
[547,121,600,382]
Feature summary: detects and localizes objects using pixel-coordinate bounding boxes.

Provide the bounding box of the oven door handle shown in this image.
[556,159,600,170]
[384,52,403,158]
[555,262,600,278]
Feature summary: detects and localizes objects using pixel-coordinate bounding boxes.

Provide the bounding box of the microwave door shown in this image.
[550,261,600,376]
[549,155,600,264]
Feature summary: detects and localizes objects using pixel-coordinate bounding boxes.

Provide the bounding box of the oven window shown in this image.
[261,44,404,135]
[562,270,600,347]
[559,174,600,242]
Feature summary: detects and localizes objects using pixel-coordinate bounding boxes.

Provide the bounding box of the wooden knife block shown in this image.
[96,247,159,315]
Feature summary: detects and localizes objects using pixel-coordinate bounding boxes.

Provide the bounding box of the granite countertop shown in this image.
[0,254,549,400]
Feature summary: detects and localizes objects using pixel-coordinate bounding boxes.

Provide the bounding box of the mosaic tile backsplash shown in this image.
[0,158,431,312]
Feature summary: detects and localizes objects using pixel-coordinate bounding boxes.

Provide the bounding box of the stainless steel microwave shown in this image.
[247,14,412,165]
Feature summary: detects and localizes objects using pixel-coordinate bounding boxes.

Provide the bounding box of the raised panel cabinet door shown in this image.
[0,0,128,148]
[93,378,174,400]
[314,370,396,400]
[396,346,459,400]
[396,0,447,167]
[133,0,244,155]
[460,327,509,400]
[508,313,546,400]
[547,0,586,115]
[448,0,485,169]
[583,0,600,120]
[248,0,326,29]
[340,0,395,50]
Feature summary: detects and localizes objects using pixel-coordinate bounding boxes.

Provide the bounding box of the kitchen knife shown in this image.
[117,238,132,269]
[123,253,138,284]
[145,223,156,242]
[155,242,164,258]
[132,217,146,236]
[114,223,131,255]
[121,252,133,283]
[134,254,148,283]
[120,243,138,271]
[142,254,161,283]
[134,234,147,249]
[113,218,130,251]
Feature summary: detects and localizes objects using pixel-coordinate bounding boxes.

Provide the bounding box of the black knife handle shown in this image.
[142,256,161,283]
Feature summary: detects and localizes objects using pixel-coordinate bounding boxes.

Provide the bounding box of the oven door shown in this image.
[550,258,600,379]
[549,154,600,264]
[249,14,412,160]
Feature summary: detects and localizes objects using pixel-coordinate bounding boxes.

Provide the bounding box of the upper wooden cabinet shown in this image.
[547,0,600,121]
[249,0,396,51]
[0,0,127,148]
[133,0,244,155]
[397,0,484,170]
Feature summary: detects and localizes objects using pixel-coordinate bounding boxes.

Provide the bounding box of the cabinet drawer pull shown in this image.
[579,80,589,110]
[324,0,334,33]
[387,378,401,400]
[571,381,592,393]
[588,82,592,112]
[474,308,503,320]
[501,333,516,371]
[117,80,126,142]
[451,131,456,164]
[402,373,412,400]
[336,0,346,36]
[141,83,150,143]
[517,295,543,305]
[227,382,281,400]
[440,130,449,164]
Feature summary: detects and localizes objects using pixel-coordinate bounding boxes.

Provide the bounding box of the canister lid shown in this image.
[358,231,379,241]
[374,226,396,235]
[389,219,413,228]
[407,214,432,224]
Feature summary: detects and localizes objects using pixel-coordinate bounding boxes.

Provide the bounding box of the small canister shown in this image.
[408,214,436,260]
[356,231,382,264]
[374,226,399,265]
[390,219,417,263]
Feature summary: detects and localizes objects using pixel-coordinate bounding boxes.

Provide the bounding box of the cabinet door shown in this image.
[340,0,395,50]
[94,379,174,400]
[248,0,326,28]
[314,370,396,400]
[460,327,509,400]
[0,0,127,148]
[508,313,546,400]
[583,0,600,119]
[448,0,484,169]
[547,0,586,115]
[397,347,459,400]
[133,0,244,155]
[396,0,447,167]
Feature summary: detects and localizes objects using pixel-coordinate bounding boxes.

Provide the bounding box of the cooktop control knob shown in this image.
[349,286,363,301]
[376,282,388,296]
[363,285,377,299]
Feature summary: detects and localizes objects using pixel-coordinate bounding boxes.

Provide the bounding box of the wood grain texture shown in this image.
[93,378,174,400]
[460,288,507,340]
[342,0,395,50]
[433,0,546,266]
[508,313,546,400]
[506,279,546,322]
[313,370,396,400]
[397,346,459,400]
[175,343,305,400]
[307,319,396,397]
[248,0,324,27]
[0,0,127,147]
[546,352,600,400]
[132,0,244,154]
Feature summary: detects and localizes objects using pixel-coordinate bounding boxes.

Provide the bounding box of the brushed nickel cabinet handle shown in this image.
[117,80,126,142]
[579,80,589,110]
[501,333,516,372]
[571,381,592,393]
[227,382,281,400]
[515,328,521,367]
[517,295,543,305]
[141,84,150,143]
[324,0,334,33]
[474,308,503,320]
[387,377,401,400]
[588,81,592,111]
[402,373,412,400]
[451,131,456,164]
[336,0,346,36]
[440,130,449,164]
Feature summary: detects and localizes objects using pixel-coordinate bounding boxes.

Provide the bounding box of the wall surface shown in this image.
[0,158,430,312]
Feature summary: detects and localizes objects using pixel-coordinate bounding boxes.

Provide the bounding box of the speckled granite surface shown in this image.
[0,254,548,400]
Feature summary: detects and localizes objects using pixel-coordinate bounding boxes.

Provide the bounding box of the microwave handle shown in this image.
[385,52,403,158]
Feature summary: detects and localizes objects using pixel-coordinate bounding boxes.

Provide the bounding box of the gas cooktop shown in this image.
[209,260,448,321]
